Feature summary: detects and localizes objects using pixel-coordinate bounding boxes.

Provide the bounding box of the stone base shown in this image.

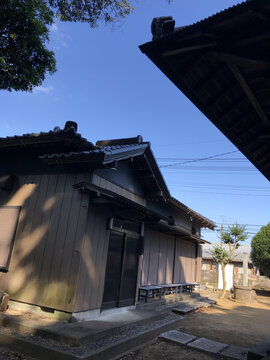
[234,285,257,303]
[248,339,270,360]
[8,300,72,321]
[159,330,196,345]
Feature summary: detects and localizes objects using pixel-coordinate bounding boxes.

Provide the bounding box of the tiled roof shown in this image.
[0,124,94,151]
[40,143,148,162]
[202,243,252,262]
[152,0,250,41]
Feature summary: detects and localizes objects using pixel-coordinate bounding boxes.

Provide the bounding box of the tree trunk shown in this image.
[221,263,227,298]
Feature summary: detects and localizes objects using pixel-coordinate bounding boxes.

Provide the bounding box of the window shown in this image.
[0,206,20,272]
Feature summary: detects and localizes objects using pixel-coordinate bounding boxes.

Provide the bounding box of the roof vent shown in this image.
[64,121,78,132]
[151,17,175,40]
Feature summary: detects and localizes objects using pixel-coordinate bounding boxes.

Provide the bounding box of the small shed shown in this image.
[0,122,214,319]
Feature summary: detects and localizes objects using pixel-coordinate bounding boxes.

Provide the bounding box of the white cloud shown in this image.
[33,85,54,94]
[50,23,58,32]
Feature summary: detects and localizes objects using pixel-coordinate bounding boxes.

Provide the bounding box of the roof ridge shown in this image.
[96,135,145,147]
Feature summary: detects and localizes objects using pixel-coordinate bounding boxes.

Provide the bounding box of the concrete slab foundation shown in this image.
[188,337,228,354]
[159,330,196,345]
[172,306,196,315]
[221,345,249,360]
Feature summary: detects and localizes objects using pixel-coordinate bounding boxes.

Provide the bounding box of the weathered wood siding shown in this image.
[0,173,90,312]
[173,239,196,283]
[195,245,202,282]
[141,228,197,285]
[73,203,111,312]
[141,228,175,285]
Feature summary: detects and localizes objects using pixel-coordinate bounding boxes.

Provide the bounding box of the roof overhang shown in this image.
[73,181,170,222]
[140,0,270,181]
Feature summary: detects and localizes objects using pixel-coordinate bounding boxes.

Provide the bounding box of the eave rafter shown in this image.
[228,64,270,127]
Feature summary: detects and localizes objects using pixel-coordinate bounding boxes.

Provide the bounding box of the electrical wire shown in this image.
[174,189,270,196]
[159,150,240,168]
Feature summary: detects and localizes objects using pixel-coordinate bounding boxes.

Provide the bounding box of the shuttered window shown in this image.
[0,206,20,272]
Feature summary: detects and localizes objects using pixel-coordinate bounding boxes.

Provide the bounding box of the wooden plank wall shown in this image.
[0,173,90,312]
[195,245,202,282]
[173,239,196,283]
[141,228,175,285]
[141,228,197,285]
[73,203,110,312]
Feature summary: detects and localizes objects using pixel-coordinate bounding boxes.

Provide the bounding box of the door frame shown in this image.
[102,227,141,310]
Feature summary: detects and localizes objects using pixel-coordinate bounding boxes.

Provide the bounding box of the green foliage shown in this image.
[251,223,270,278]
[48,0,134,27]
[223,224,247,244]
[0,0,56,91]
[211,246,230,265]
[0,0,135,92]
[211,223,247,266]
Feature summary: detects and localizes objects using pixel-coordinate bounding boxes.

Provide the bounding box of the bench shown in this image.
[139,282,200,302]
[138,285,163,303]
[160,283,184,295]
[177,282,200,293]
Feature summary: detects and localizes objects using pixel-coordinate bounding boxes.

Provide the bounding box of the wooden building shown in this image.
[0,122,214,319]
[140,0,270,182]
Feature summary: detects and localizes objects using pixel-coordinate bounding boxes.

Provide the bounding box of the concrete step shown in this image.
[0,314,184,360]
[0,310,168,346]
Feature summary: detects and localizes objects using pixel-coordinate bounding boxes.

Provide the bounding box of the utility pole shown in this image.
[221,217,224,248]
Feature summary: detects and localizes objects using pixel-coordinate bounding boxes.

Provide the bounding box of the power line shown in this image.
[168,181,270,190]
[157,157,247,162]
[214,223,264,226]
[175,189,270,196]
[163,166,255,171]
[169,184,270,192]
[159,150,240,168]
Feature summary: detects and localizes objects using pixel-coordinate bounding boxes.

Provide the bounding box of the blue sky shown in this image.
[1,0,269,243]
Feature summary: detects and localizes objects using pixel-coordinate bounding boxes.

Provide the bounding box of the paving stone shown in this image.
[221,345,248,360]
[172,306,196,314]
[248,340,270,360]
[193,302,212,308]
[159,330,196,345]
[188,337,228,354]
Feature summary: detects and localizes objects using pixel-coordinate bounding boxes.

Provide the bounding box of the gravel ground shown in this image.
[0,347,37,360]
[117,341,220,360]
[0,313,180,357]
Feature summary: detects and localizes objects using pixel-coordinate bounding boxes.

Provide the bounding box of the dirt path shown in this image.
[119,341,219,360]
[120,298,270,360]
[177,298,270,348]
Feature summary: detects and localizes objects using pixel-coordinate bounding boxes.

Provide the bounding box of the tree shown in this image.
[0,0,56,91]
[211,224,247,298]
[251,223,270,278]
[48,0,134,27]
[0,0,134,92]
